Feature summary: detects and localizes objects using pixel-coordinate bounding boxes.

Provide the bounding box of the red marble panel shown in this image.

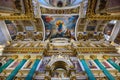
[9,60,20,68]
[102,61,111,68]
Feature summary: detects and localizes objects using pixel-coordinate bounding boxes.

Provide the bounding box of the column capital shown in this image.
[45,65,51,70]
[70,65,74,69]
[11,55,18,60]
[103,55,110,60]
[78,55,84,59]
[24,55,31,59]
[36,55,42,59]
[90,55,97,60]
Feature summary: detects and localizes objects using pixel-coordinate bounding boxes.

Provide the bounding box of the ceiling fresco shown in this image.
[0,0,119,43]
[42,15,79,40]
[0,0,25,13]
[0,0,16,10]
[96,0,120,13]
[38,0,83,7]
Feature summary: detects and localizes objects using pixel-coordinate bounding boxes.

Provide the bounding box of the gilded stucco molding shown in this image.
[0,0,34,20]
[86,0,120,20]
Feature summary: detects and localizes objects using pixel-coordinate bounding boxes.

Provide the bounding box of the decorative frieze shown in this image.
[86,0,120,20]
[40,6,80,15]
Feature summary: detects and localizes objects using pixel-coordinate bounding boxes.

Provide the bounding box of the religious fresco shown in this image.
[38,0,83,7]
[106,0,120,13]
[71,60,83,72]
[5,20,17,40]
[95,0,120,14]
[41,15,79,40]
[0,0,16,10]
[49,0,71,7]
[0,0,25,13]
[86,60,98,69]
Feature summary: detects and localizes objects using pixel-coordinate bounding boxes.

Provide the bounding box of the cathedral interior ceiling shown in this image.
[0,0,120,41]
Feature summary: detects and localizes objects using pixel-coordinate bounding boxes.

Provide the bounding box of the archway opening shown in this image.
[51,61,68,78]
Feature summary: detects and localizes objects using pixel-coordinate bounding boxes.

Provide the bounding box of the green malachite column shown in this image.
[80,59,96,80]
[25,59,40,80]
[94,59,115,80]
[107,59,120,72]
[6,59,27,80]
[0,59,14,73]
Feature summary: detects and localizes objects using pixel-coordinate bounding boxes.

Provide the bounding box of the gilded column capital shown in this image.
[46,65,51,70]
[78,55,84,59]
[90,55,97,60]
[24,55,31,59]
[16,78,21,80]
[3,70,6,75]
[17,71,23,76]
[103,55,110,60]
[11,55,18,60]
[45,76,51,80]
[70,76,76,80]
[36,56,42,59]
[70,65,74,69]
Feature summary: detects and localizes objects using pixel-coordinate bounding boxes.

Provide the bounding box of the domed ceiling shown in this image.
[38,0,83,7]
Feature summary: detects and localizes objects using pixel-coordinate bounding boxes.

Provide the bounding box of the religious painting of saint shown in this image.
[42,15,79,40]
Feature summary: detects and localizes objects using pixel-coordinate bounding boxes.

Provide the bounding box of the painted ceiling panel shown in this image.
[42,15,79,40]
[38,0,83,7]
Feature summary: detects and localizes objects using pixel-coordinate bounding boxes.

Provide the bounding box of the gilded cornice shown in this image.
[0,15,33,20]
[40,6,80,15]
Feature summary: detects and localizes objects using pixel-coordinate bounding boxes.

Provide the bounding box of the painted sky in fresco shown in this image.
[38,0,83,6]
[42,15,79,40]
